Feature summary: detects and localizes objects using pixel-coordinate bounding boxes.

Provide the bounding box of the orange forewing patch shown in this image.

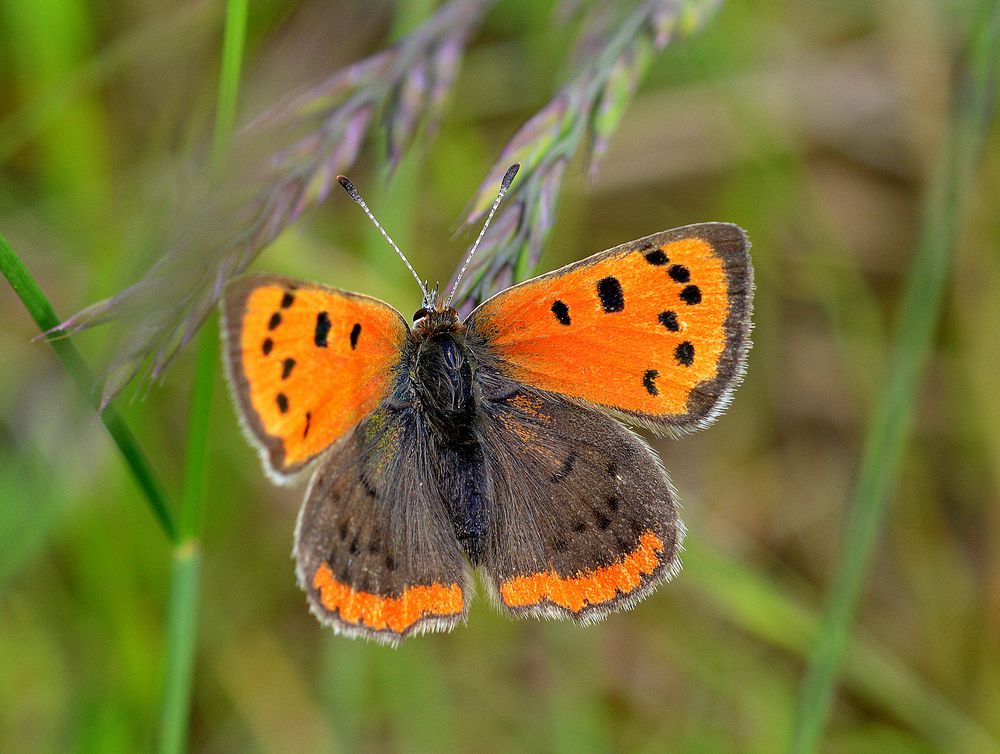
[499,531,664,613]
[313,563,464,633]
[228,278,406,474]
[471,234,731,419]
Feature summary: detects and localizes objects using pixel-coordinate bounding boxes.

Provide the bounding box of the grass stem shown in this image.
[211,0,248,174]
[157,1,247,750]
[789,5,1000,751]
[157,540,203,754]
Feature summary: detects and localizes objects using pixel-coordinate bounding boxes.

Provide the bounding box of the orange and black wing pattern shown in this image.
[466,223,752,434]
[221,274,408,481]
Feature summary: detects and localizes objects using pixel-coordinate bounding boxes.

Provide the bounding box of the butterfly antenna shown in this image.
[337,175,429,302]
[444,163,519,309]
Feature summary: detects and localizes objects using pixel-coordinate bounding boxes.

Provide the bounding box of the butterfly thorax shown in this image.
[408,307,479,446]
[403,307,488,561]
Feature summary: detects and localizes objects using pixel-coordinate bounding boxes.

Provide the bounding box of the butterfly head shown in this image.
[412,304,461,331]
[413,280,462,328]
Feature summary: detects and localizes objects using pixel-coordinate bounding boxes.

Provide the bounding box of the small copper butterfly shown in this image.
[220,165,753,644]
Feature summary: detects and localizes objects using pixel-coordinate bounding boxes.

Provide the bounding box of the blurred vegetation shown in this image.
[2,1,1000,753]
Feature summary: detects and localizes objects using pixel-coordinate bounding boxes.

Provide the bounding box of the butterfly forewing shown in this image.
[466,223,752,434]
[221,274,408,481]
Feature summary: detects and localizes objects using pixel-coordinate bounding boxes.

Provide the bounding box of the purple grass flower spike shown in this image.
[450,0,722,312]
[47,0,496,410]
[45,0,720,408]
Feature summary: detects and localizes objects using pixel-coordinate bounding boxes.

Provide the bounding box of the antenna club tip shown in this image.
[337,174,356,191]
[501,163,520,189]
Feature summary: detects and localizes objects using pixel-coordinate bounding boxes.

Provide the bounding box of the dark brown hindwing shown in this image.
[471,366,684,621]
[294,403,470,645]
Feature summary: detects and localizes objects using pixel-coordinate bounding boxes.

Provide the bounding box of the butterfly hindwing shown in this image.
[220,274,408,481]
[466,223,752,434]
[472,368,684,621]
[295,403,471,644]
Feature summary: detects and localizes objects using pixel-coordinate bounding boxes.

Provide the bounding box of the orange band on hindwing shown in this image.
[499,531,665,613]
[312,563,464,633]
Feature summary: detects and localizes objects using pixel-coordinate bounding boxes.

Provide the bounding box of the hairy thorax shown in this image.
[407,308,480,445]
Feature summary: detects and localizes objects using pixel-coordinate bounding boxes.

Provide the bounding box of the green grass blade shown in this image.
[211,0,248,173]
[157,541,202,754]
[789,5,1000,751]
[156,327,216,754]
[157,2,247,749]
[0,232,178,543]
[178,319,218,541]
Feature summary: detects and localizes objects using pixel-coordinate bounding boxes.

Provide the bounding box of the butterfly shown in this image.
[220,165,753,644]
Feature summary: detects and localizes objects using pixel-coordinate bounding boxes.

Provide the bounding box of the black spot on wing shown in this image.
[551,300,571,325]
[262,338,273,356]
[268,312,282,330]
[281,291,295,308]
[281,358,296,379]
[644,249,669,265]
[349,322,361,349]
[597,277,625,313]
[551,451,578,483]
[303,411,312,438]
[675,341,695,367]
[643,369,659,396]
[276,393,289,413]
[658,310,680,332]
[315,312,331,347]
[680,285,702,305]
[668,264,690,283]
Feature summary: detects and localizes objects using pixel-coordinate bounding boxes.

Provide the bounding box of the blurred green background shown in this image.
[2,0,999,752]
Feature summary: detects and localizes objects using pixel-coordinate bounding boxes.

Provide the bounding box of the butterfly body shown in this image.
[406,308,480,446]
[221,222,753,644]
[388,307,490,562]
